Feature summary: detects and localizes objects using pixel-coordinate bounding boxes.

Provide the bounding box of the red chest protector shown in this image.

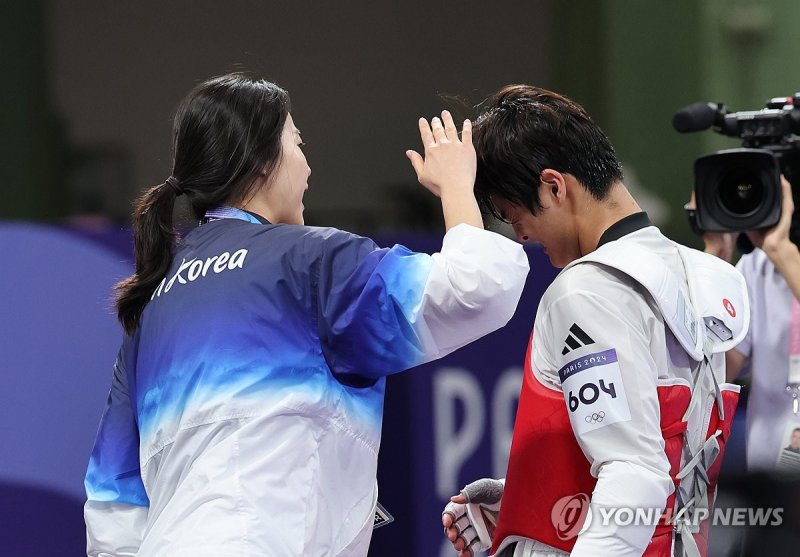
[490,334,740,557]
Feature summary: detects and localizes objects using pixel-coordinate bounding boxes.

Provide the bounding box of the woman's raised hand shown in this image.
[406,110,476,199]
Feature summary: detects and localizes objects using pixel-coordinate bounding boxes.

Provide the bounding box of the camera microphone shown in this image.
[672,102,720,133]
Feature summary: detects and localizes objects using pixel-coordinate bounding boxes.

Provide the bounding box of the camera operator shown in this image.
[693,175,800,472]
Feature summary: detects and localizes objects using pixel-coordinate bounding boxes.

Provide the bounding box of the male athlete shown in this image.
[440,85,749,557]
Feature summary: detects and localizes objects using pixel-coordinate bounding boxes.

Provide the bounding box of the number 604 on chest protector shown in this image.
[559,348,632,435]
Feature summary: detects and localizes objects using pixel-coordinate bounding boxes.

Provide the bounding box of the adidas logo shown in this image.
[561,323,595,355]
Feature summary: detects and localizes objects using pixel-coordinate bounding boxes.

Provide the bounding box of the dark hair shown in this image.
[115,73,290,334]
[472,84,623,220]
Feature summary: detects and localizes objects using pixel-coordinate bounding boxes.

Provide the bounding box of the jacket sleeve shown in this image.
[537,287,674,556]
[316,223,529,380]
[84,346,149,556]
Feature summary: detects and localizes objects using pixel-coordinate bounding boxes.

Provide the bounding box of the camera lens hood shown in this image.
[693,148,781,232]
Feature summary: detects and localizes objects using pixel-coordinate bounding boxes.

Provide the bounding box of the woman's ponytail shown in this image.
[114,73,291,335]
[115,179,181,334]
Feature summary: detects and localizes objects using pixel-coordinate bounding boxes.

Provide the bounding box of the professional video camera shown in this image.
[673,95,800,241]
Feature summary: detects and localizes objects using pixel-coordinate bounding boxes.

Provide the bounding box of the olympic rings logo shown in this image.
[585,411,605,424]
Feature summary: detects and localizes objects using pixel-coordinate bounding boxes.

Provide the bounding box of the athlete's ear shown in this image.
[539,169,567,202]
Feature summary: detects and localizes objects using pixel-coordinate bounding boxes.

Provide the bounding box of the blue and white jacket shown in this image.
[84,208,529,557]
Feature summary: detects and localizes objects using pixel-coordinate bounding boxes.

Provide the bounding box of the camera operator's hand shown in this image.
[686,192,737,262]
[746,175,800,302]
[746,175,794,258]
[703,231,737,263]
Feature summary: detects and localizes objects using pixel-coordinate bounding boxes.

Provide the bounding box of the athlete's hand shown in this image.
[406,110,476,199]
[442,478,503,557]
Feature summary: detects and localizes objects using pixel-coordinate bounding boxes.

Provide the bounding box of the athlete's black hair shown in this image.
[472,84,623,220]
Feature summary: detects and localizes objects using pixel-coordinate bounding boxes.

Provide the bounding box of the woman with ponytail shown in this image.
[84,73,529,557]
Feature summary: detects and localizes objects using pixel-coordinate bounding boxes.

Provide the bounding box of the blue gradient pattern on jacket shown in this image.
[85,210,433,506]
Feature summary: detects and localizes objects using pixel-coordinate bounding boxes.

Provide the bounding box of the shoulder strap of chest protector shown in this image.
[562,241,749,360]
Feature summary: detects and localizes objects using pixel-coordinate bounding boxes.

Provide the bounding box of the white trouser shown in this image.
[497,539,569,557]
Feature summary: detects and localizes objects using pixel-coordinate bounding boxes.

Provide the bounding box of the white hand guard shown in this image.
[442,478,504,556]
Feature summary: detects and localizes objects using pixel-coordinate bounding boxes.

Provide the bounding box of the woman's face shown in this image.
[264,113,311,225]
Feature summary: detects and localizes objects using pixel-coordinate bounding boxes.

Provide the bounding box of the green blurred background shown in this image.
[3,0,799,248]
